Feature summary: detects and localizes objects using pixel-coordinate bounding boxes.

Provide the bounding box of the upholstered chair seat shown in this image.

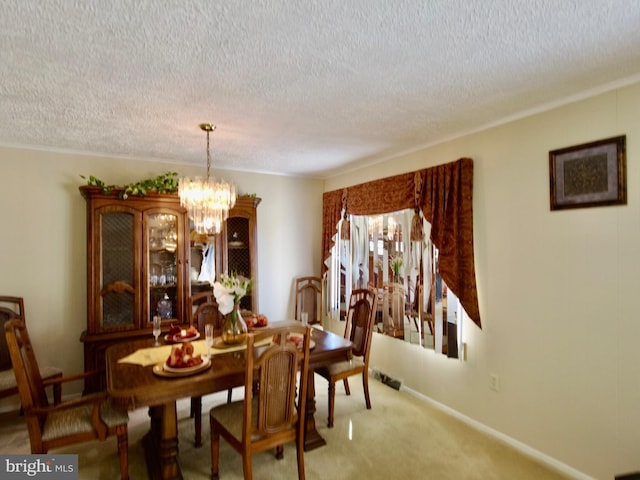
[41,399,128,442]
[320,356,366,377]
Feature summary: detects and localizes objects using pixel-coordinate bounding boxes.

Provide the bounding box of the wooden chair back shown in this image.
[248,324,310,439]
[381,282,405,339]
[1,296,61,405]
[344,288,377,362]
[0,296,24,372]
[416,283,435,336]
[3,318,49,417]
[294,276,322,325]
[188,291,225,335]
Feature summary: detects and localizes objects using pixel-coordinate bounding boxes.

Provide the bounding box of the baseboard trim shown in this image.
[401,385,596,480]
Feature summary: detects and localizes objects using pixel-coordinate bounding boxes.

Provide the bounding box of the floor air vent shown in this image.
[370,368,402,391]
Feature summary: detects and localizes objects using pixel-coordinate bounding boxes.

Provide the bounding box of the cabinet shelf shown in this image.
[149,247,176,254]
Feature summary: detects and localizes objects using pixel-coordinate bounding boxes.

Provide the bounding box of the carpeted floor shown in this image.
[0,376,571,479]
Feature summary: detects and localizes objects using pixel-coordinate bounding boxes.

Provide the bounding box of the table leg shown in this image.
[143,403,182,480]
[303,369,327,451]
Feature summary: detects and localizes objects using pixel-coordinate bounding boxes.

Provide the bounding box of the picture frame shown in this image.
[549,135,626,211]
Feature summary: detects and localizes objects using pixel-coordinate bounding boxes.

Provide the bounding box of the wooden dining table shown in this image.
[105,324,352,480]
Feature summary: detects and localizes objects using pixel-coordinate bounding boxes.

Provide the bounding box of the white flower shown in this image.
[390,254,403,276]
[213,274,252,315]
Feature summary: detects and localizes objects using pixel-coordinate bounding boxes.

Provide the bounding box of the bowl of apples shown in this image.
[165,323,200,342]
[246,313,269,329]
[163,342,207,373]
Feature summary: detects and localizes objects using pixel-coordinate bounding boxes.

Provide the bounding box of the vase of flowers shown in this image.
[213,273,251,345]
[391,254,403,283]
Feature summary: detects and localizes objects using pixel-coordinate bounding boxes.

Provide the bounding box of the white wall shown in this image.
[0,148,324,407]
[323,81,640,480]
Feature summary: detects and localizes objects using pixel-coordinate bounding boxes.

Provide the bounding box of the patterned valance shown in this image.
[322,158,481,328]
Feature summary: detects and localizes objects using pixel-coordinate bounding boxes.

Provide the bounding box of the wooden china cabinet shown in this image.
[79,186,260,392]
[221,196,261,312]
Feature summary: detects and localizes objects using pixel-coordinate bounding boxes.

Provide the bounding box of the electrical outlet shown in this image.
[490,373,500,392]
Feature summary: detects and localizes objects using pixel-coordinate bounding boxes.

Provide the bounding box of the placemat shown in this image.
[118,337,271,367]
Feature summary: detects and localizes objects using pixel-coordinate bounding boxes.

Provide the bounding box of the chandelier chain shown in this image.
[206,128,211,179]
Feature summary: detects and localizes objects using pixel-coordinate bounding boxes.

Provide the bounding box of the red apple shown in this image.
[256,314,268,327]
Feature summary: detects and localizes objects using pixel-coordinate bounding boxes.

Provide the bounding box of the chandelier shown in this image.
[178,123,237,234]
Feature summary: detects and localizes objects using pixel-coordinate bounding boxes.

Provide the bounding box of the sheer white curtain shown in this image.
[325,214,353,321]
[422,220,433,315]
[350,216,369,288]
[197,241,216,284]
[325,238,340,321]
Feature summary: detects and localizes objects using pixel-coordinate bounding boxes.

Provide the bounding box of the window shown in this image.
[326,209,466,357]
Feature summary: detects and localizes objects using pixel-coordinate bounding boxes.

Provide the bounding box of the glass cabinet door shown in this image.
[189,229,217,296]
[100,211,136,330]
[226,216,253,310]
[147,213,179,325]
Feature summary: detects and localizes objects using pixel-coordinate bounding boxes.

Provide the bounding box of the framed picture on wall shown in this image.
[549,135,626,211]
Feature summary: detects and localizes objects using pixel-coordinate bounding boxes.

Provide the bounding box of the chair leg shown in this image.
[242,452,253,480]
[343,378,351,396]
[116,426,129,480]
[210,418,220,479]
[296,441,306,480]
[276,444,284,459]
[362,371,372,410]
[192,397,202,447]
[327,380,336,428]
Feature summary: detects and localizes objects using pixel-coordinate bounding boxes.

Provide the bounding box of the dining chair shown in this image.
[405,283,434,345]
[315,287,377,428]
[4,319,129,479]
[381,282,405,339]
[187,291,233,447]
[0,296,62,408]
[294,276,323,326]
[188,291,222,333]
[209,323,312,480]
[416,283,435,337]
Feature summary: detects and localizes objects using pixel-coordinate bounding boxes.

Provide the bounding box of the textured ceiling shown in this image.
[1,0,640,178]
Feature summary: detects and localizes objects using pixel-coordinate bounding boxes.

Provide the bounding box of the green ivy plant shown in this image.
[80,172,179,199]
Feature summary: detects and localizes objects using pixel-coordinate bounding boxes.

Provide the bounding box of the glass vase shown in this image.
[221,303,248,345]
